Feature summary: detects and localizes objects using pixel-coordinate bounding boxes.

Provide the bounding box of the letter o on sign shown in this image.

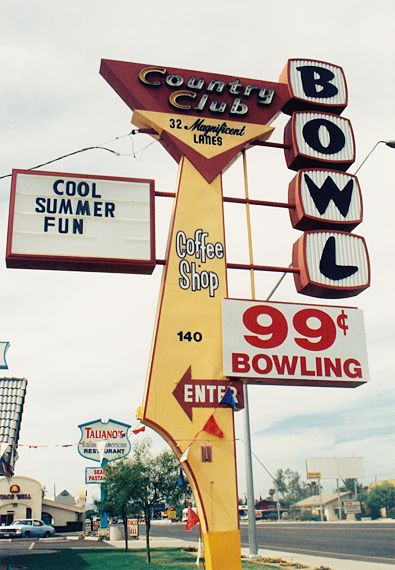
[284,112,355,171]
[302,119,345,155]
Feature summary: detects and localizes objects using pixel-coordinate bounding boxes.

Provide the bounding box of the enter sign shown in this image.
[172,367,244,420]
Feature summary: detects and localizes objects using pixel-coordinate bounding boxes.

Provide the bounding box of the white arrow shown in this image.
[0,342,10,369]
[96,440,107,463]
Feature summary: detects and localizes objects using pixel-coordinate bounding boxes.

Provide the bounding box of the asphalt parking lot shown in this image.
[0,536,112,558]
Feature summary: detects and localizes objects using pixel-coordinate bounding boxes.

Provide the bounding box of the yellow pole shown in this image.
[242,149,256,301]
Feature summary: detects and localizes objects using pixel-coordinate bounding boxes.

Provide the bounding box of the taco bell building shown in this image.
[0,475,86,529]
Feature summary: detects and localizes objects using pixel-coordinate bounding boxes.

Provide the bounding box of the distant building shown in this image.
[294,491,352,521]
[238,499,287,520]
[254,499,287,519]
[0,475,85,529]
[55,489,76,506]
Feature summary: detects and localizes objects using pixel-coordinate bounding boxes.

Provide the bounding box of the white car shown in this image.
[0,519,55,538]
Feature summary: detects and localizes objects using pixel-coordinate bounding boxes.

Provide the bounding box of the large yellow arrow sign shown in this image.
[138,157,242,569]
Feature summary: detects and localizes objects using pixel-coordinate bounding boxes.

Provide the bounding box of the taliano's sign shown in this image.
[77,418,131,464]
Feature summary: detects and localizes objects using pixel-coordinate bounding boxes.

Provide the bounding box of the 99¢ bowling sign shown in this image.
[222,299,369,388]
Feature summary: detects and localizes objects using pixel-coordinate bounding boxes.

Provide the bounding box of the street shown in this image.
[147,521,395,565]
[0,523,394,567]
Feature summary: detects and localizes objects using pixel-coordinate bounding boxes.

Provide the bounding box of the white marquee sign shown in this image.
[7,170,156,274]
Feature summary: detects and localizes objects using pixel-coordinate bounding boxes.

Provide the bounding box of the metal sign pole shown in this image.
[100,458,109,529]
[243,384,258,557]
[242,150,258,557]
[319,479,324,522]
[336,478,342,521]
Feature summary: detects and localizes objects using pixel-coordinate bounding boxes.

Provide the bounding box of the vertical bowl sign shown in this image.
[6,170,156,274]
[78,419,131,463]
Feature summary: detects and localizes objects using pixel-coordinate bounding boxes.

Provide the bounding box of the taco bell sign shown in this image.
[78,418,131,463]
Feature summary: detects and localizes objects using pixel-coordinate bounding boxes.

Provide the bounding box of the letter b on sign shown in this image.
[280,59,348,115]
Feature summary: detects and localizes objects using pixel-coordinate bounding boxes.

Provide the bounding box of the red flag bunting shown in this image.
[185,507,199,531]
[202,414,224,438]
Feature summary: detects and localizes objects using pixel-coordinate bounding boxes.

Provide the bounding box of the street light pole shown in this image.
[353,140,395,174]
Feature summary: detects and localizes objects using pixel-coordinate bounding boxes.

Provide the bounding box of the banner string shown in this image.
[176,392,237,455]
[18,425,146,448]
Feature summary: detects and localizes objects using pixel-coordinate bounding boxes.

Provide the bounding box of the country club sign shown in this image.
[78,419,131,463]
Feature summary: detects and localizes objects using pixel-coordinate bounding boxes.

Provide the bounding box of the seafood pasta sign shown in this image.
[85,467,106,484]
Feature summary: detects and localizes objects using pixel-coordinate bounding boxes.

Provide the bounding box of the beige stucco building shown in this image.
[294,491,353,521]
[0,475,85,528]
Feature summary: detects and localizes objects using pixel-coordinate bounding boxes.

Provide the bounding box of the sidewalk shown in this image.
[106,536,393,569]
[242,547,393,570]
[106,536,194,549]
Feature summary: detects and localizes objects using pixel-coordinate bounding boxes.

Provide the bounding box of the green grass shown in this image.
[0,547,279,569]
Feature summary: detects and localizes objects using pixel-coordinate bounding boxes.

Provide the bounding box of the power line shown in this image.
[0,129,158,181]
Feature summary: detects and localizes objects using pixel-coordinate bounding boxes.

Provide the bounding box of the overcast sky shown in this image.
[0,1,394,503]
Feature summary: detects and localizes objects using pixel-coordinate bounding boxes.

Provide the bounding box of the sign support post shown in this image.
[319,480,323,522]
[99,458,109,529]
[336,479,343,521]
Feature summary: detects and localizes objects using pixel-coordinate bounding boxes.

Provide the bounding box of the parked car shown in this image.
[0,519,55,538]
